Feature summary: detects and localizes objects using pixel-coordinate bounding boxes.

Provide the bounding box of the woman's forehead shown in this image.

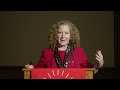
[58,25,70,31]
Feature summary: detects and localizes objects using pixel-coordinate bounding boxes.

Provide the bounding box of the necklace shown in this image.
[54,45,73,68]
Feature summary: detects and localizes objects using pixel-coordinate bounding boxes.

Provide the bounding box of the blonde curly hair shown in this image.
[48,20,80,49]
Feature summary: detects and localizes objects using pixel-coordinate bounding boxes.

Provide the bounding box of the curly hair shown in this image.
[48,20,80,49]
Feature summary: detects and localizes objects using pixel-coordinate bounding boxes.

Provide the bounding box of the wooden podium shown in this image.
[22,68,95,79]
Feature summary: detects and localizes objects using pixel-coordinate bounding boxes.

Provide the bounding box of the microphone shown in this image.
[29,60,33,65]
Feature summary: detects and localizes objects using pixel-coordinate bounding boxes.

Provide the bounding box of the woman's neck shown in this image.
[58,45,68,51]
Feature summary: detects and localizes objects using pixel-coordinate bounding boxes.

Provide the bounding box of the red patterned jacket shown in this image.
[35,47,93,68]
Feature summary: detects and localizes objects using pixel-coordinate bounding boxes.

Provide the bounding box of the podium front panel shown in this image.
[31,68,86,79]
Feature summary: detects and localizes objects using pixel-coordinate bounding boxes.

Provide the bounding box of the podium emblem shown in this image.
[31,68,86,79]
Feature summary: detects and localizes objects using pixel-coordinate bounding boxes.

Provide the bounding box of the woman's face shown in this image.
[57,25,70,47]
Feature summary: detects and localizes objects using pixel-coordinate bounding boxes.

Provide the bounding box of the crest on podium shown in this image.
[31,68,86,79]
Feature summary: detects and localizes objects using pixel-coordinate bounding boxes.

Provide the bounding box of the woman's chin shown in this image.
[59,44,67,47]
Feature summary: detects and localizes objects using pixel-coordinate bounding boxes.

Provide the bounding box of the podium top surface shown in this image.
[22,68,95,71]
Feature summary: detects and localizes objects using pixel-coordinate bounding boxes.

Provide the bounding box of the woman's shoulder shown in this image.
[75,47,85,51]
[42,47,54,53]
[74,47,86,54]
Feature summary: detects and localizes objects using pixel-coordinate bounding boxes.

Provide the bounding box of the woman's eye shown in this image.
[65,32,69,34]
[58,32,62,34]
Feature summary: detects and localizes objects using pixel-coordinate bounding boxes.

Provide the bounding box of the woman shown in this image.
[25,20,104,74]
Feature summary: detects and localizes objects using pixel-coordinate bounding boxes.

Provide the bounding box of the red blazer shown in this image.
[35,47,94,68]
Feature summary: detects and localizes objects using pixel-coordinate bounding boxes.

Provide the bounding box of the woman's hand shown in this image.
[95,50,104,68]
[25,64,34,69]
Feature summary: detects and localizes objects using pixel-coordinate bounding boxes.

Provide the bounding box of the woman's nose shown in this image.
[61,33,65,37]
